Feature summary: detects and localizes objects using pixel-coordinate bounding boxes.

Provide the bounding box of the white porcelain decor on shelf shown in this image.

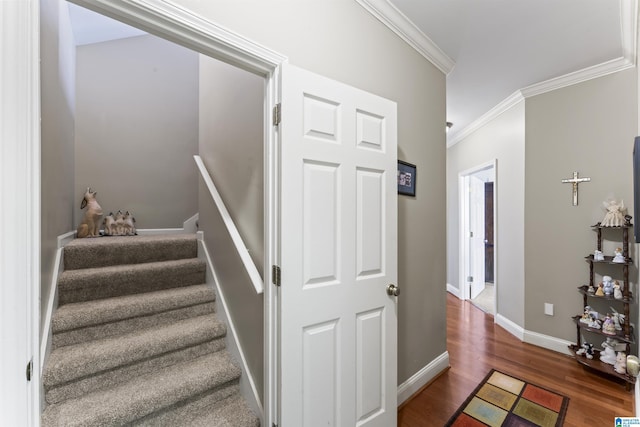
[593,250,605,261]
[600,199,627,227]
[601,276,615,296]
[600,339,618,365]
[612,247,626,264]
[615,352,628,374]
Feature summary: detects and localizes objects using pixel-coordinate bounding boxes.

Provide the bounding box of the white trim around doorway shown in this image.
[458,160,498,318]
[23,1,288,424]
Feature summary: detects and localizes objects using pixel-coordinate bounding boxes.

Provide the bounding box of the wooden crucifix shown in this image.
[561,171,591,206]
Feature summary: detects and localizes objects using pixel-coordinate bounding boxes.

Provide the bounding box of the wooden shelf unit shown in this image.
[571,224,636,390]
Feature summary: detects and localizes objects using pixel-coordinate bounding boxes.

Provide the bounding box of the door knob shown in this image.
[386,284,400,297]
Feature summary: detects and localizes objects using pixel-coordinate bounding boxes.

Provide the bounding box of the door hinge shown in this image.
[272,265,281,287]
[273,103,281,126]
[469,231,473,238]
[467,276,473,283]
[26,359,32,382]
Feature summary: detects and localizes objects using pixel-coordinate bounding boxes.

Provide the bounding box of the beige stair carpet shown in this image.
[42,234,259,427]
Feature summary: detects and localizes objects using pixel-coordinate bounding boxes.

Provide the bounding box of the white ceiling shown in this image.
[68,1,635,145]
[385,0,633,144]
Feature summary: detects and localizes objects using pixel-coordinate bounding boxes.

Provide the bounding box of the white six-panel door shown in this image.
[279,63,398,427]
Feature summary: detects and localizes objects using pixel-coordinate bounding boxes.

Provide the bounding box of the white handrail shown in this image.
[194,155,264,294]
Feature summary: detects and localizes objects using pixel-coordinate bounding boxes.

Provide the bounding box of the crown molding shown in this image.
[355,0,454,74]
[447,91,525,148]
[621,0,638,65]
[448,0,637,149]
[520,56,634,99]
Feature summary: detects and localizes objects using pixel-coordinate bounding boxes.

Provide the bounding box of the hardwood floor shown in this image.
[398,293,635,426]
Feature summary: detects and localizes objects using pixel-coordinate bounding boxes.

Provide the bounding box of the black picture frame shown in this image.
[397,160,416,196]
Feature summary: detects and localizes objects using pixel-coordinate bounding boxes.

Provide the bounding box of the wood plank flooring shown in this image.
[398,293,635,426]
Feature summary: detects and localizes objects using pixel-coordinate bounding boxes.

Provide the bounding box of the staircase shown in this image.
[42,234,260,426]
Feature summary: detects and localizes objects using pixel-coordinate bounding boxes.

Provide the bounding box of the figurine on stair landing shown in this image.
[102,210,137,236]
[76,188,103,238]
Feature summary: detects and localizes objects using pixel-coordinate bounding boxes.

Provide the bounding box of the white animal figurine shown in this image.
[115,210,126,236]
[76,188,103,238]
[102,212,116,236]
[615,352,628,374]
[123,211,137,236]
[601,199,627,227]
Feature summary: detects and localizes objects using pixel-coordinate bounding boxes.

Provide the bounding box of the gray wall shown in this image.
[525,69,638,341]
[74,35,199,229]
[174,0,447,385]
[40,0,76,337]
[198,56,265,398]
[447,102,526,326]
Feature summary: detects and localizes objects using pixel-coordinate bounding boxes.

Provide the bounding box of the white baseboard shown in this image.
[397,351,450,405]
[495,314,525,341]
[197,235,263,424]
[523,330,572,356]
[496,313,573,356]
[40,231,75,376]
[183,213,199,234]
[446,283,462,299]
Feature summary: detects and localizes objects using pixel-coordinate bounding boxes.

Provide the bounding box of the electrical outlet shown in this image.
[544,303,554,316]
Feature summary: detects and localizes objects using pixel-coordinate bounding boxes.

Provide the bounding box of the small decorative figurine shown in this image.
[613,282,623,300]
[76,187,103,238]
[610,308,625,331]
[612,248,626,263]
[625,214,633,227]
[615,352,628,374]
[593,250,605,261]
[627,355,640,377]
[576,342,594,359]
[602,276,615,296]
[587,284,596,293]
[600,339,618,365]
[601,199,627,227]
[595,283,605,296]
[602,315,617,335]
[123,211,137,236]
[579,306,592,324]
[587,316,602,330]
[102,212,116,236]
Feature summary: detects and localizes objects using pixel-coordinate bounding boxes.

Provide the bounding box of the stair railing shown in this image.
[194,155,264,294]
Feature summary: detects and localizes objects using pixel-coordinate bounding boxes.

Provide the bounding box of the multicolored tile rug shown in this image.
[445,370,569,427]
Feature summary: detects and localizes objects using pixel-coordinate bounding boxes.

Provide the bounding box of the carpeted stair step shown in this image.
[44,314,226,404]
[64,234,198,270]
[42,351,242,427]
[57,258,206,305]
[134,390,260,427]
[52,284,216,349]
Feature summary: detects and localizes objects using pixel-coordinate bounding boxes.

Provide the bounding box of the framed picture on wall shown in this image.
[397,160,416,196]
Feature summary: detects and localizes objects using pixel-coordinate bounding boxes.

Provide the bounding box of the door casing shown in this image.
[458,160,497,316]
[21,0,287,424]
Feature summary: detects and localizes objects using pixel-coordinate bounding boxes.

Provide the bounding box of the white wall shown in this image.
[40,0,76,337]
[447,101,526,327]
[75,35,199,229]
[171,0,447,386]
[198,55,265,400]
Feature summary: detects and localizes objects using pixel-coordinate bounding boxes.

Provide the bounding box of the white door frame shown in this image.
[1,1,41,424]
[458,160,497,315]
[11,0,286,424]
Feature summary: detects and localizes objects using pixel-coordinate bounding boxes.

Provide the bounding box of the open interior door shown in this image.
[278,63,398,427]
[469,175,485,299]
